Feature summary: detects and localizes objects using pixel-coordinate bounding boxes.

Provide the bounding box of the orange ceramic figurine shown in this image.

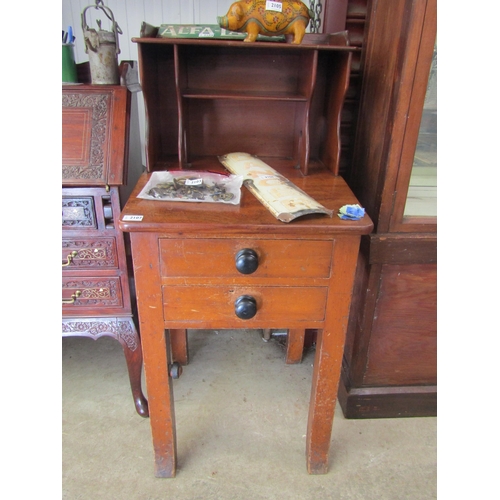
[217,0,314,44]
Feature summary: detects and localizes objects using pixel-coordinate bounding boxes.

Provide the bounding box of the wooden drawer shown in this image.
[62,237,118,270]
[62,276,124,311]
[162,285,328,324]
[159,239,333,279]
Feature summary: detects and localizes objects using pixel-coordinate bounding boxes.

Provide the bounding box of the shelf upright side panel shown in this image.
[137,41,179,171]
[322,51,352,175]
[174,44,187,169]
[296,50,319,175]
[136,42,157,172]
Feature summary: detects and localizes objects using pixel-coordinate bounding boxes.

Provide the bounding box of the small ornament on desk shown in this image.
[217,0,314,44]
[338,204,366,221]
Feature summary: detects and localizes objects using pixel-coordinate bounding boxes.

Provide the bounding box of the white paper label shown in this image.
[122,215,144,221]
[185,178,203,185]
[266,1,283,12]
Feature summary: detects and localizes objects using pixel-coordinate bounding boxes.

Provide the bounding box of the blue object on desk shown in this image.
[338,204,365,220]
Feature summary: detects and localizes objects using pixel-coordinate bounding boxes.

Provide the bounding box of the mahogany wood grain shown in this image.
[62,86,130,186]
[339,0,437,418]
[369,234,437,265]
[159,238,333,279]
[306,237,360,473]
[362,263,437,386]
[285,329,306,364]
[162,285,328,327]
[62,85,148,418]
[338,381,437,419]
[122,29,373,476]
[170,329,189,365]
[120,167,371,236]
[135,36,356,175]
[130,232,177,477]
[120,167,372,476]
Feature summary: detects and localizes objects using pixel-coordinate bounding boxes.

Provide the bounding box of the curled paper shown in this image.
[218,152,333,223]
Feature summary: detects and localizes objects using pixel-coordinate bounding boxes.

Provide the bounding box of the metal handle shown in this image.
[62,251,78,267]
[62,290,82,304]
[81,0,122,55]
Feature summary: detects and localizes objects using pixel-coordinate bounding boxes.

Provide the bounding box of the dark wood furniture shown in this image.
[118,32,373,477]
[62,85,148,418]
[339,0,437,418]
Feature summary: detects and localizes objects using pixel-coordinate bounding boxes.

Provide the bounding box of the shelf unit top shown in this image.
[132,30,359,52]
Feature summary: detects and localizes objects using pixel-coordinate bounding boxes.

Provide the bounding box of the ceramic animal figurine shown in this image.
[217,0,314,44]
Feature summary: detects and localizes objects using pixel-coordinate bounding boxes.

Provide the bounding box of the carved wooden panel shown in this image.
[62,92,111,184]
[62,86,129,186]
[62,196,96,229]
[62,237,118,269]
[62,318,138,351]
[62,277,123,308]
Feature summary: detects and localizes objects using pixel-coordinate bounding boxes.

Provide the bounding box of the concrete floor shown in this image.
[62,329,437,499]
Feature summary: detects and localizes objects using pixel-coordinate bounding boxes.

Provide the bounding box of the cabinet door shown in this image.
[390,0,437,232]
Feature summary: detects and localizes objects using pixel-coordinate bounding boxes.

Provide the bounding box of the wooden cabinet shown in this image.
[338,0,437,418]
[62,85,148,418]
[118,30,373,477]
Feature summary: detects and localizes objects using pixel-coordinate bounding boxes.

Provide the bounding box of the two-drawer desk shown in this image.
[118,165,373,477]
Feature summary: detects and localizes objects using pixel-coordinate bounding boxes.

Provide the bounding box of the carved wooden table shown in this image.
[119,165,373,477]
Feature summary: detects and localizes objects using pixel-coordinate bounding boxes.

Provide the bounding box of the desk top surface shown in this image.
[119,164,373,238]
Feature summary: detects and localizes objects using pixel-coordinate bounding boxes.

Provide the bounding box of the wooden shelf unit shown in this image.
[133,32,356,176]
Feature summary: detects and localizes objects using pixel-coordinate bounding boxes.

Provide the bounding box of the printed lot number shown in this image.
[266,1,283,12]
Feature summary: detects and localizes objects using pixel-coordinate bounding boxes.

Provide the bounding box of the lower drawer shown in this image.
[62,237,118,269]
[162,285,328,324]
[62,276,124,310]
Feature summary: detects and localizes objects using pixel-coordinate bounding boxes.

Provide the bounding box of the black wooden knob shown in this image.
[234,295,257,320]
[235,249,259,274]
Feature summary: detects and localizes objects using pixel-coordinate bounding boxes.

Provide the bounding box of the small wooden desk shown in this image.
[119,166,372,477]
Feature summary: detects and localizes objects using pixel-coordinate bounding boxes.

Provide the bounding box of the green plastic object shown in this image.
[62,44,78,83]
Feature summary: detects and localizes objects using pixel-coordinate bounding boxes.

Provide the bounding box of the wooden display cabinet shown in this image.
[339,0,437,418]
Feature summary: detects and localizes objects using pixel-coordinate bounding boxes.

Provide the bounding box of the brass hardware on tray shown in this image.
[62,251,78,267]
[62,290,82,304]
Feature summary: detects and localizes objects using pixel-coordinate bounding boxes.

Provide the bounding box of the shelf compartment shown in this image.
[135,36,353,175]
[182,99,304,162]
[176,44,317,98]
